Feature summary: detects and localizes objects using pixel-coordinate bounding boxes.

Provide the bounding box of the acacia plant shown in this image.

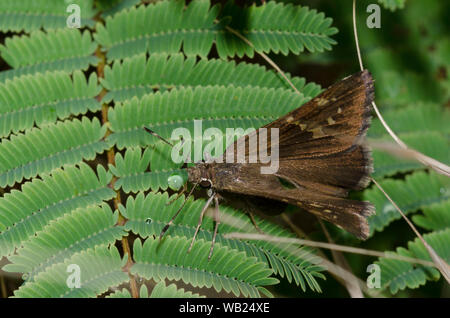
[0,0,448,298]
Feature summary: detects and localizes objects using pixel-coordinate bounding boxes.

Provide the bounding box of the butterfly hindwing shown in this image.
[211,163,374,239]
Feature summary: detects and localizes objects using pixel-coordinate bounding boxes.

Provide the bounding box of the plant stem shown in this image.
[0,274,7,298]
[281,213,376,297]
[224,232,436,268]
[352,0,450,177]
[370,177,450,283]
[95,47,139,298]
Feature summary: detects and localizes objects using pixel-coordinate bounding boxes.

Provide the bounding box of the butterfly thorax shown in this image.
[188,162,245,190]
[187,163,216,188]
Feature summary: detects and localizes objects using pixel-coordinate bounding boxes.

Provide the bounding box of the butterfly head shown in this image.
[187,163,214,189]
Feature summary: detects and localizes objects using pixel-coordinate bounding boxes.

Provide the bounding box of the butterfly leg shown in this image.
[247,211,264,234]
[188,192,215,253]
[159,181,199,240]
[208,195,221,260]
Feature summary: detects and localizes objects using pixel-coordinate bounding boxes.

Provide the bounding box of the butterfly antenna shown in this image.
[159,181,199,241]
[144,127,173,147]
[188,192,215,253]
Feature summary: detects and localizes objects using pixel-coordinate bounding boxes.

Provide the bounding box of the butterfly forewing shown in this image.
[266,69,374,159]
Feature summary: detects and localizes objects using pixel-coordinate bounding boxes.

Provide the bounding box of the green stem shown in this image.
[95,45,139,298]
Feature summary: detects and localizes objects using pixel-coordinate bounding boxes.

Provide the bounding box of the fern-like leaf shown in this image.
[218,0,337,57]
[131,236,279,298]
[0,29,98,82]
[94,0,337,60]
[0,70,101,137]
[148,281,205,298]
[4,204,125,281]
[96,0,141,18]
[371,132,450,178]
[94,0,218,60]
[368,103,450,138]
[364,171,450,235]
[12,245,129,298]
[0,117,110,187]
[376,228,449,294]
[0,0,96,32]
[107,85,310,149]
[102,53,320,103]
[412,200,450,231]
[101,53,320,103]
[121,192,324,292]
[107,282,205,298]
[0,163,115,258]
[110,145,186,193]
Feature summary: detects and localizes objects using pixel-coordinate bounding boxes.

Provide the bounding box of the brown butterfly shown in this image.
[149,70,375,258]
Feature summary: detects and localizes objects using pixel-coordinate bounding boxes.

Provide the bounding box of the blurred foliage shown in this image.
[274,0,449,298]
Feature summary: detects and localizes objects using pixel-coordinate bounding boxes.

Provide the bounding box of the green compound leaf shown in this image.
[4,204,125,281]
[371,132,450,178]
[131,236,279,298]
[121,192,324,293]
[107,85,310,149]
[12,245,129,298]
[376,228,450,294]
[0,0,97,32]
[107,282,205,298]
[101,53,321,103]
[0,29,98,82]
[412,200,450,231]
[0,163,115,258]
[0,117,110,187]
[110,145,187,193]
[218,0,338,57]
[364,171,450,235]
[96,0,140,18]
[94,0,218,60]
[94,0,337,60]
[148,281,205,298]
[0,70,102,137]
[368,103,450,138]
